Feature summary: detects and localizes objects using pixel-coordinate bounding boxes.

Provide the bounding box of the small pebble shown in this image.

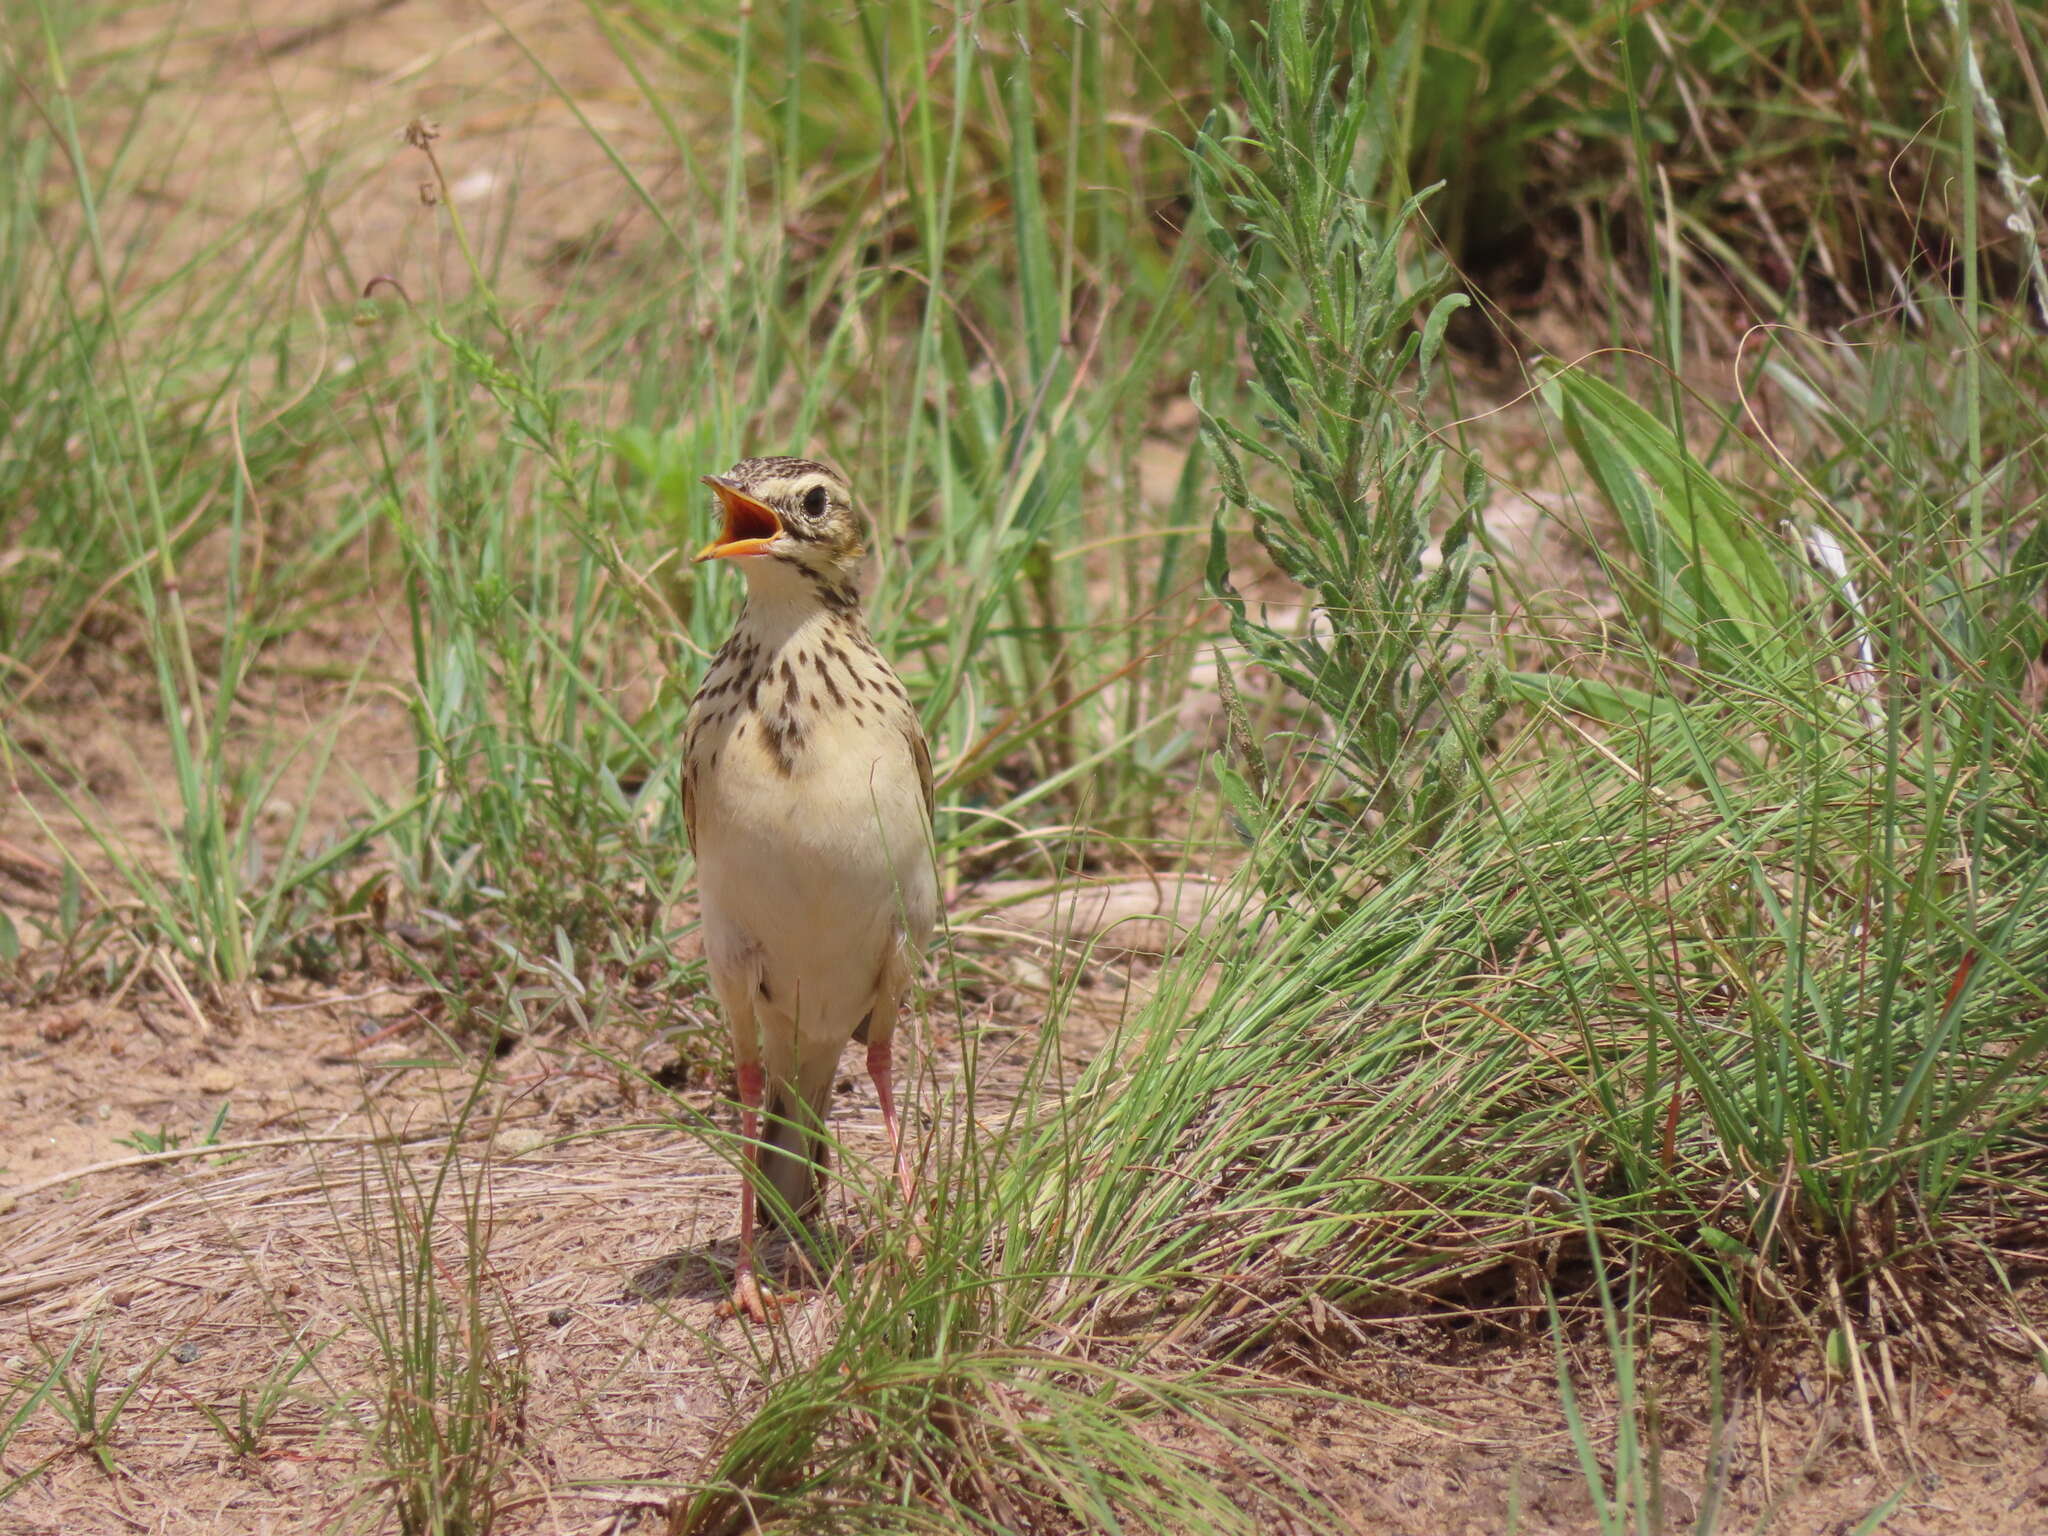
[495,1127,551,1160]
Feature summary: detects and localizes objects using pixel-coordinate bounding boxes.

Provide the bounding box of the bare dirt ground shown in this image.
[12,943,2048,1536]
[1259,1312,2048,1535]
[8,3,2048,1533]
[0,949,1116,1533]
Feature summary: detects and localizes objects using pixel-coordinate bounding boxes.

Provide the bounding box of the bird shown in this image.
[682,455,939,1323]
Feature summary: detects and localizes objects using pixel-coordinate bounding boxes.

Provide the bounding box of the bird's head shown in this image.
[694,456,867,592]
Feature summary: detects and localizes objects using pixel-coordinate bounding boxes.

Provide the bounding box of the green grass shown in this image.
[177,1330,331,1463]
[327,1068,527,1536]
[24,1325,163,1481]
[2,0,2045,1529]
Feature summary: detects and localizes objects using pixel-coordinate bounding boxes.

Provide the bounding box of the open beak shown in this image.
[694,476,782,562]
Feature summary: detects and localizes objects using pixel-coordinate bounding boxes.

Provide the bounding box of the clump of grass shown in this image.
[684,1342,1314,1535]
[24,1325,163,1480]
[1,15,392,996]
[1191,0,1501,875]
[908,15,2048,1451]
[1002,589,2048,1335]
[113,1099,230,1157]
[661,989,1339,1536]
[178,1331,331,1462]
[1381,0,2048,322]
[326,1072,527,1535]
[350,152,686,961]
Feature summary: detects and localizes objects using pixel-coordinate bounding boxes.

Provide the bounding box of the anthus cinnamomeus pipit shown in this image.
[683,456,937,1323]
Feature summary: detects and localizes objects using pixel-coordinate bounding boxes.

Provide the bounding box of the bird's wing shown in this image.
[907,718,935,826]
[682,725,700,857]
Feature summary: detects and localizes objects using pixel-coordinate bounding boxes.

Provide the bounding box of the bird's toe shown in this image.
[718,1270,784,1325]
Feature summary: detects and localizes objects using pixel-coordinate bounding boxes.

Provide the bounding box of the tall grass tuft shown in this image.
[973,0,2048,1382]
[2,13,387,989]
[333,1074,527,1536]
[666,997,1338,1536]
[1192,0,1500,876]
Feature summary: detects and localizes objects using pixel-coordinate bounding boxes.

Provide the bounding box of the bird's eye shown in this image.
[802,485,829,519]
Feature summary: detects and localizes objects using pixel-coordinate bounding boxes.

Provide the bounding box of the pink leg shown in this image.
[725,1059,777,1323]
[867,1034,918,1207]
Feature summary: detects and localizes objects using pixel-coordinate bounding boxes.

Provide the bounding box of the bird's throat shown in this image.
[733,557,862,645]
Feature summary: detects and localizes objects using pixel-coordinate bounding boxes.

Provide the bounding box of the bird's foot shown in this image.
[717,1269,784,1325]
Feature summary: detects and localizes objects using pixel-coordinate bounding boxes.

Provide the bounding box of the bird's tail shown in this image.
[757,1074,835,1233]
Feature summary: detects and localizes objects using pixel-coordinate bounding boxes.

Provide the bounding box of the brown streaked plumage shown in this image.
[682,456,938,1324]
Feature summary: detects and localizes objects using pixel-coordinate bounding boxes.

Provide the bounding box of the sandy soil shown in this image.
[0,962,1085,1533]
[12,966,2048,1535]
